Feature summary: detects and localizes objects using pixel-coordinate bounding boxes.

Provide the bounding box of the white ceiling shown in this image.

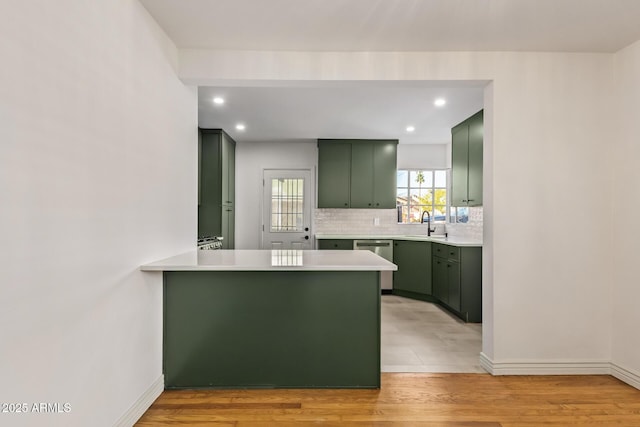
[198,82,485,144]
[141,0,640,144]
[140,0,640,53]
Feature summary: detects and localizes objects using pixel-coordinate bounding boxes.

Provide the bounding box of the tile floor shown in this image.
[381,295,485,373]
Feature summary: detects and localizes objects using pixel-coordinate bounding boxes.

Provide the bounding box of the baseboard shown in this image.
[479,353,610,375]
[479,352,493,373]
[113,375,164,427]
[611,363,640,390]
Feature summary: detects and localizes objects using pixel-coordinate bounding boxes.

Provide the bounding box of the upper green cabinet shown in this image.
[198,129,236,248]
[451,110,483,207]
[317,142,351,208]
[317,139,397,209]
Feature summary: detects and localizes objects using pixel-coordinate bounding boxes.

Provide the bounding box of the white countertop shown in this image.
[140,249,398,272]
[315,234,482,247]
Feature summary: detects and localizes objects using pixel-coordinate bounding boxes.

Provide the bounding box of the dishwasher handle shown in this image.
[355,242,391,248]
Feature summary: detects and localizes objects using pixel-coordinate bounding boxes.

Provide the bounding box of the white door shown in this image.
[262,169,312,249]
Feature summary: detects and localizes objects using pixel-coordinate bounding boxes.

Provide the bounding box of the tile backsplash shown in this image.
[314,207,483,240]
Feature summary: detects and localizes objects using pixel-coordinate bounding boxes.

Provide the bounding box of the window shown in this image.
[270,178,304,231]
[396,170,448,223]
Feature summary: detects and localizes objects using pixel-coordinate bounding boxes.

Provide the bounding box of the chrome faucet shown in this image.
[421,210,436,236]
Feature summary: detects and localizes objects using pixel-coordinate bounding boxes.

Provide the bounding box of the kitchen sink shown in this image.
[404,234,447,239]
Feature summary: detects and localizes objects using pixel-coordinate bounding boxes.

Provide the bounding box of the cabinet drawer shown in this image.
[318,239,354,250]
[433,243,460,261]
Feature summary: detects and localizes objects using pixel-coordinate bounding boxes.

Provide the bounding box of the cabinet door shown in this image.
[373,142,397,208]
[221,206,234,249]
[318,142,351,208]
[221,133,234,206]
[451,124,469,206]
[467,112,483,206]
[393,241,432,295]
[432,256,448,303]
[317,239,354,250]
[198,132,222,237]
[226,134,235,206]
[447,261,461,312]
[198,129,202,206]
[350,142,374,208]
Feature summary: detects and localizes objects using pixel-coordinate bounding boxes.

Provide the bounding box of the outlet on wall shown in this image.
[373,217,380,226]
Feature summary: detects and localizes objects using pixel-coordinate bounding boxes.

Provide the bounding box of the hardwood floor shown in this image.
[136,373,640,426]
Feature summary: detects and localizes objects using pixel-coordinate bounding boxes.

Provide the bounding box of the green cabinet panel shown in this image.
[451,125,470,207]
[350,143,375,208]
[432,256,448,302]
[317,139,397,209]
[317,141,351,208]
[221,206,234,249]
[372,142,397,208]
[467,112,483,206]
[224,132,235,206]
[432,243,482,322]
[447,261,461,312]
[317,239,354,250]
[163,270,381,389]
[198,129,236,248]
[393,240,432,295]
[451,110,483,207]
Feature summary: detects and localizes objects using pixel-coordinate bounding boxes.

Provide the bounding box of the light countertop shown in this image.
[140,249,398,272]
[315,234,482,247]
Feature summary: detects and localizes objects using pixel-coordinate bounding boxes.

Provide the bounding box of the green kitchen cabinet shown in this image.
[317,239,354,250]
[432,256,448,302]
[447,260,462,312]
[451,110,483,207]
[198,129,236,248]
[221,205,234,249]
[317,141,351,208]
[317,139,397,209]
[432,243,482,322]
[392,240,432,296]
[350,141,397,208]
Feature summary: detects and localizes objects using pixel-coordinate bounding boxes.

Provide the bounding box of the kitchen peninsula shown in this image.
[141,249,396,389]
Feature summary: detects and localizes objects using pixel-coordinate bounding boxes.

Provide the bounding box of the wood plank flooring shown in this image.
[136,373,640,426]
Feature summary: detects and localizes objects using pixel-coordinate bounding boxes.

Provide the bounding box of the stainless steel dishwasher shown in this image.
[353,240,393,291]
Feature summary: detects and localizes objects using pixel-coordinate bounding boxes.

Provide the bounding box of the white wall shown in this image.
[181,49,616,373]
[235,140,317,249]
[397,144,448,169]
[612,40,640,382]
[0,2,196,426]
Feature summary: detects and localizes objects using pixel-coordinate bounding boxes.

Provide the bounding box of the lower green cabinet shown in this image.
[317,239,354,250]
[392,240,432,296]
[432,256,448,302]
[432,243,482,322]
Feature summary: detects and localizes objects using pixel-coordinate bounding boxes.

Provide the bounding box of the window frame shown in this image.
[396,169,449,224]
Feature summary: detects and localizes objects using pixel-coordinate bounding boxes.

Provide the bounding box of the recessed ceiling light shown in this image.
[235,123,246,131]
[406,126,415,132]
[213,97,225,105]
[434,98,446,107]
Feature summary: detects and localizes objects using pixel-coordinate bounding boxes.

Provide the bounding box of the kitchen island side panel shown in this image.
[163,270,381,388]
